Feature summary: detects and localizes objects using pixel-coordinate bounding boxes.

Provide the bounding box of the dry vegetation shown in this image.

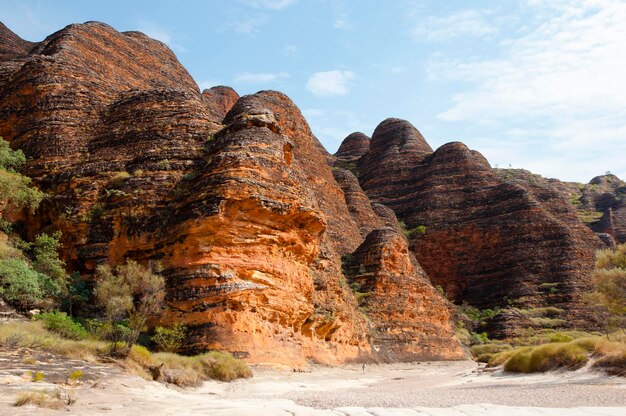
[474,332,626,375]
[14,388,74,409]
[0,320,252,387]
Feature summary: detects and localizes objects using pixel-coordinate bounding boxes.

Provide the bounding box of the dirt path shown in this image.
[1,353,625,415]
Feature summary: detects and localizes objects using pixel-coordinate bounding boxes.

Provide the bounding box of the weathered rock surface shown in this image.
[335,132,370,162]
[344,228,464,361]
[201,86,240,121]
[0,22,34,60]
[495,170,626,246]
[351,120,602,336]
[0,22,466,365]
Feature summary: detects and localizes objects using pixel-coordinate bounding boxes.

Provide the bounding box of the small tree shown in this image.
[588,244,626,334]
[94,260,165,356]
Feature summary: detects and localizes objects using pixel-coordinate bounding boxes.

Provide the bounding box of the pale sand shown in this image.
[1,359,625,415]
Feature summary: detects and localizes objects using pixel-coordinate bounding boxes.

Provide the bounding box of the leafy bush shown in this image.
[36,311,88,340]
[0,138,44,213]
[152,323,186,352]
[0,258,47,307]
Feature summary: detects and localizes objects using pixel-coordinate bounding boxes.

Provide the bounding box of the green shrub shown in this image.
[0,258,47,307]
[36,311,87,340]
[152,323,186,353]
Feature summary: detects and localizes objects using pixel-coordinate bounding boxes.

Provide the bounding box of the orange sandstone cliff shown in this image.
[0,22,464,365]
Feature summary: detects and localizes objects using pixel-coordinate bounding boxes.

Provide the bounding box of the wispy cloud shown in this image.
[233,71,290,84]
[430,0,626,180]
[331,1,352,29]
[137,21,187,53]
[306,70,355,96]
[227,14,268,34]
[240,0,297,10]
[410,9,497,42]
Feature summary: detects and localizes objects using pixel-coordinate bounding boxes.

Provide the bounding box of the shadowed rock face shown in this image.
[493,170,626,247]
[0,22,466,364]
[0,22,34,60]
[579,175,626,244]
[344,228,464,361]
[351,119,602,336]
[335,132,370,162]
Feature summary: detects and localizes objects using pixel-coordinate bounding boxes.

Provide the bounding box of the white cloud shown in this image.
[306,70,355,96]
[240,0,297,10]
[137,21,187,53]
[429,0,626,181]
[411,10,497,42]
[233,71,289,84]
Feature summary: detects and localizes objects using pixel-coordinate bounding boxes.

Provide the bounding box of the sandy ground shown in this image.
[1,354,625,416]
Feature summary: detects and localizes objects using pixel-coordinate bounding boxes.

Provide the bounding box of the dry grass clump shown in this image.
[470,343,512,357]
[471,343,512,363]
[503,342,588,373]
[592,349,626,376]
[488,333,626,376]
[0,321,107,361]
[518,307,565,318]
[487,347,532,367]
[1,321,252,387]
[14,389,74,409]
[150,350,252,385]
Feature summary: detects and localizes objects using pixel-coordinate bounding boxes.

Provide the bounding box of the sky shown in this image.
[1,0,625,182]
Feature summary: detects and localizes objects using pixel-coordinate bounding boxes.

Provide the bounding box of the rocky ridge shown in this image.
[0,22,463,365]
[349,119,603,336]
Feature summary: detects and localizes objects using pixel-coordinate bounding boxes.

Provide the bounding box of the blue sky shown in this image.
[2,0,625,182]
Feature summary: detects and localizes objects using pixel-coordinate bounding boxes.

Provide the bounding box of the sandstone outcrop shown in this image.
[351,120,602,336]
[344,228,464,361]
[495,170,626,246]
[0,22,465,364]
[0,22,33,60]
[201,86,240,120]
[335,132,370,162]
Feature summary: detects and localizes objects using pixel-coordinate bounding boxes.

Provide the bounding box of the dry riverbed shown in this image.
[1,350,625,415]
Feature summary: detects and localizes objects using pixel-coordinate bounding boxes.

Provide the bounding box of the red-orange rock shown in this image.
[201,86,240,121]
[354,120,602,336]
[344,228,465,361]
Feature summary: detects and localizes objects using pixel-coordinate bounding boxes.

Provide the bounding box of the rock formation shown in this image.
[350,120,602,336]
[0,22,464,365]
[494,170,626,247]
[344,228,464,361]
